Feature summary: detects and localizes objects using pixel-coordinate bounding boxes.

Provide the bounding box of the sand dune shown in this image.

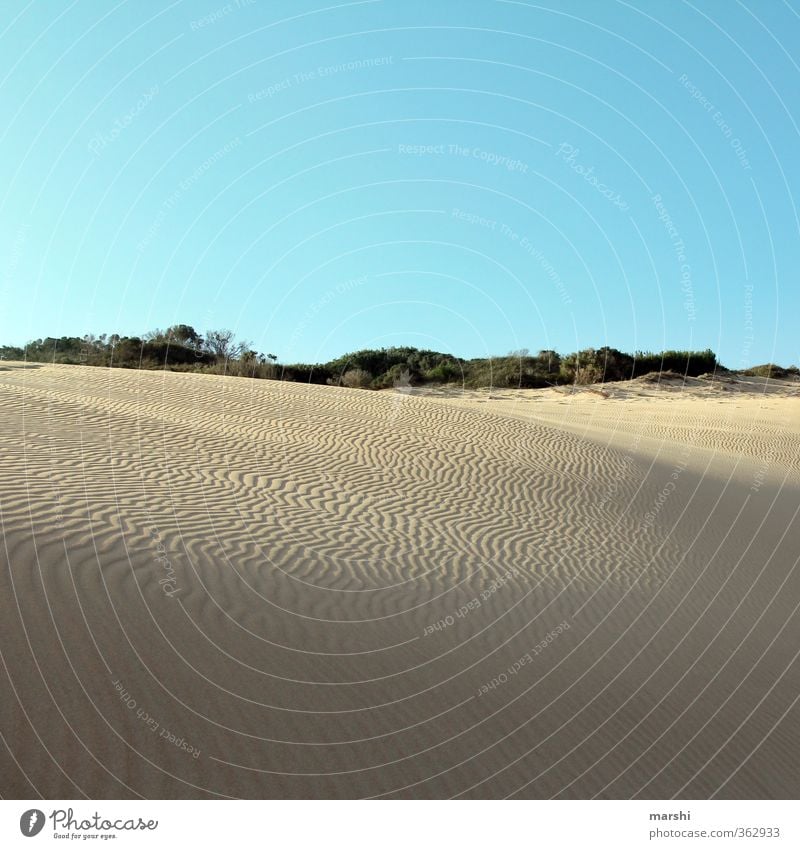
[1,362,798,798]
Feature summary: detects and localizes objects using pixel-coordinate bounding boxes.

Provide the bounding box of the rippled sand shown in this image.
[1,363,798,798]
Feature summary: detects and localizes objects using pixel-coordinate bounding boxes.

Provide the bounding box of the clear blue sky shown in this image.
[1,0,798,367]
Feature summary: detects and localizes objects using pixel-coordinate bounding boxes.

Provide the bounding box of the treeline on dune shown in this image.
[2,323,797,389]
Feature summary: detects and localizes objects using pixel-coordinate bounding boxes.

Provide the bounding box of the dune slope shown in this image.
[1,363,798,799]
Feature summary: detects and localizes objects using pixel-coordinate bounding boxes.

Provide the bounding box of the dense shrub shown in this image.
[424,362,461,383]
[372,362,422,389]
[280,364,331,384]
[631,349,717,378]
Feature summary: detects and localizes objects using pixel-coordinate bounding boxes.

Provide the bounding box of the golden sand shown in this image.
[1,363,798,798]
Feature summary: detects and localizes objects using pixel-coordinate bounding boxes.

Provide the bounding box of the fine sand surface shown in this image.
[1,362,798,799]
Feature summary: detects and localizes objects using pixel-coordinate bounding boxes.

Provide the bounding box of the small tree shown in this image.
[204,329,245,361]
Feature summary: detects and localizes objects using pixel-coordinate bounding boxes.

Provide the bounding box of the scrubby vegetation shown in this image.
[321,345,721,388]
[1,325,280,379]
[2,324,795,390]
[741,363,800,379]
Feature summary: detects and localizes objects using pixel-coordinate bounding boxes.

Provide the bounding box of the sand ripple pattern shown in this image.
[1,364,798,799]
